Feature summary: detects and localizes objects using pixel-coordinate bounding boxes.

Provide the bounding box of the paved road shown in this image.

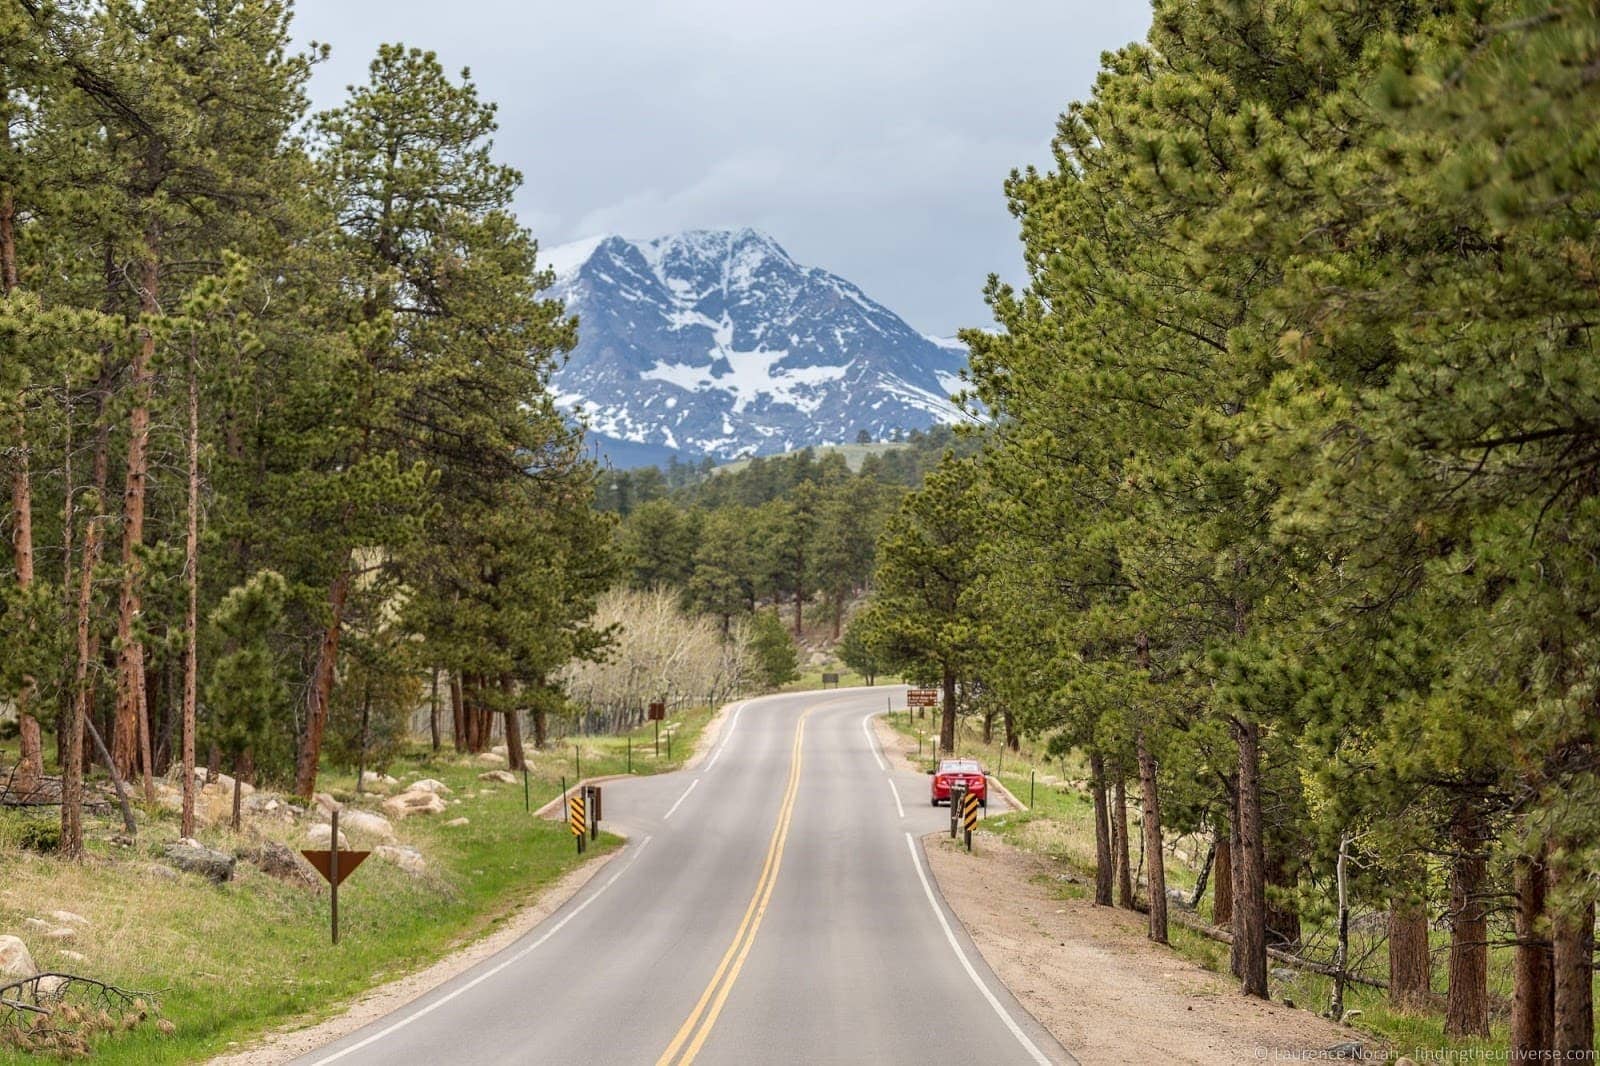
[294,688,1071,1065]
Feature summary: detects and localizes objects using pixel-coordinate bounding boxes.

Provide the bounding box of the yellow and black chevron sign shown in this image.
[962,792,980,831]
[568,795,587,837]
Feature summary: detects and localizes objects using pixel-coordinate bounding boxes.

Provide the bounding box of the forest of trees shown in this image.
[0,2,614,853]
[851,2,1600,1058]
[605,428,974,642]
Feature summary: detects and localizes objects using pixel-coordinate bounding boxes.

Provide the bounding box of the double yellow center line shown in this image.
[656,707,813,1065]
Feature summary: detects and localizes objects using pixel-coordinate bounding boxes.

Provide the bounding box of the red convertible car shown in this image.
[930,759,987,809]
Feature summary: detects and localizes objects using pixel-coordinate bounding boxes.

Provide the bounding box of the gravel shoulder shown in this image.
[924,831,1360,1064]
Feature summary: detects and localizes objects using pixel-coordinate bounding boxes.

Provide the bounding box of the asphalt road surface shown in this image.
[294,687,1072,1066]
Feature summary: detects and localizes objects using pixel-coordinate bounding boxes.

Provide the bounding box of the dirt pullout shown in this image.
[924,832,1360,1065]
[873,712,928,776]
[209,848,621,1065]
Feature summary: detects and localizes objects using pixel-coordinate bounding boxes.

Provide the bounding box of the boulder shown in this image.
[491,744,508,756]
[313,792,342,814]
[163,841,236,883]
[382,790,448,819]
[359,771,398,791]
[49,910,90,928]
[243,841,317,887]
[21,917,50,933]
[444,817,470,827]
[0,935,38,978]
[41,927,76,942]
[339,809,396,841]
[473,752,506,767]
[1166,888,1195,911]
[407,778,452,795]
[478,770,517,785]
[374,844,426,875]
[307,823,349,849]
[58,949,87,965]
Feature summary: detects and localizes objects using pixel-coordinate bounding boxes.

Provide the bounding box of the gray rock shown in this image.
[162,841,236,883]
[1270,966,1299,982]
[375,844,426,875]
[0,935,38,978]
[306,823,349,849]
[243,840,317,887]
[1166,888,1195,911]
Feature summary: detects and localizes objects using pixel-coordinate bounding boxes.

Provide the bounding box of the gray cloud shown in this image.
[293,1,1152,336]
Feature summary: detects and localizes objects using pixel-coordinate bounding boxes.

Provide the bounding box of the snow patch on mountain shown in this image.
[546,229,967,463]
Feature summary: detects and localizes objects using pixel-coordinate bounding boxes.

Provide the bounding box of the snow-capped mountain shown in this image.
[544,229,968,465]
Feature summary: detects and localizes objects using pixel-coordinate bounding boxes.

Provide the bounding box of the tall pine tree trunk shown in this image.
[1112,769,1134,909]
[1389,897,1432,1010]
[1265,845,1303,950]
[1232,717,1268,998]
[179,343,200,838]
[113,222,159,801]
[429,669,441,753]
[1212,830,1233,928]
[295,567,349,798]
[1445,803,1490,1038]
[1550,855,1594,1059]
[1511,849,1553,1055]
[60,508,105,858]
[501,675,525,771]
[1089,751,1114,907]
[450,672,465,752]
[939,662,957,754]
[1137,729,1168,944]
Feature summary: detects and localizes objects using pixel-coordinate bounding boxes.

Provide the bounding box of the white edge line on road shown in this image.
[886,777,905,819]
[663,778,699,820]
[862,713,887,771]
[703,699,748,771]
[904,833,1055,1066]
[307,835,655,1066]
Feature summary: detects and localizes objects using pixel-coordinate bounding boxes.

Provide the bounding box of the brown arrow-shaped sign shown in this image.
[301,849,370,887]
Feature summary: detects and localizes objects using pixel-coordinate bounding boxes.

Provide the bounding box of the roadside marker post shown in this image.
[949,782,965,840]
[962,792,980,852]
[522,766,530,812]
[301,808,370,945]
[569,793,587,853]
[1030,770,1035,809]
[574,745,581,784]
[649,700,665,757]
[584,784,601,841]
[627,735,632,774]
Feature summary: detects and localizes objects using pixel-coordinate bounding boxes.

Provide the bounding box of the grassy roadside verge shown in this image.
[879,710,1531,1063]
[0,707,714,1064]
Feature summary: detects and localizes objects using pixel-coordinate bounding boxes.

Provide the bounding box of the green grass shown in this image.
[0,708,714,1063]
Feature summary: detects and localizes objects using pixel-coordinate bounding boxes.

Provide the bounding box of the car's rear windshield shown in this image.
[940,761,981,773]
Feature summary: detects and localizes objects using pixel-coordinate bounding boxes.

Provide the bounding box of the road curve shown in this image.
[293,687,1072,1065]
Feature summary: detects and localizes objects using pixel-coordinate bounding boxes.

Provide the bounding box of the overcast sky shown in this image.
[292,2,1153,337]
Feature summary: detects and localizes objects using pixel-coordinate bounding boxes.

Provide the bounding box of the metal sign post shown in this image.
[962,792,980,852]
[301,808,371,945]
[569,794,587,854]
[649,701,665,757]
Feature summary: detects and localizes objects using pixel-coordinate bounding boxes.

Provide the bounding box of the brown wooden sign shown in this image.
[821,672,840,686]
[301,848,370,887]
[648,701,666,721]
[907,688,939,707]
